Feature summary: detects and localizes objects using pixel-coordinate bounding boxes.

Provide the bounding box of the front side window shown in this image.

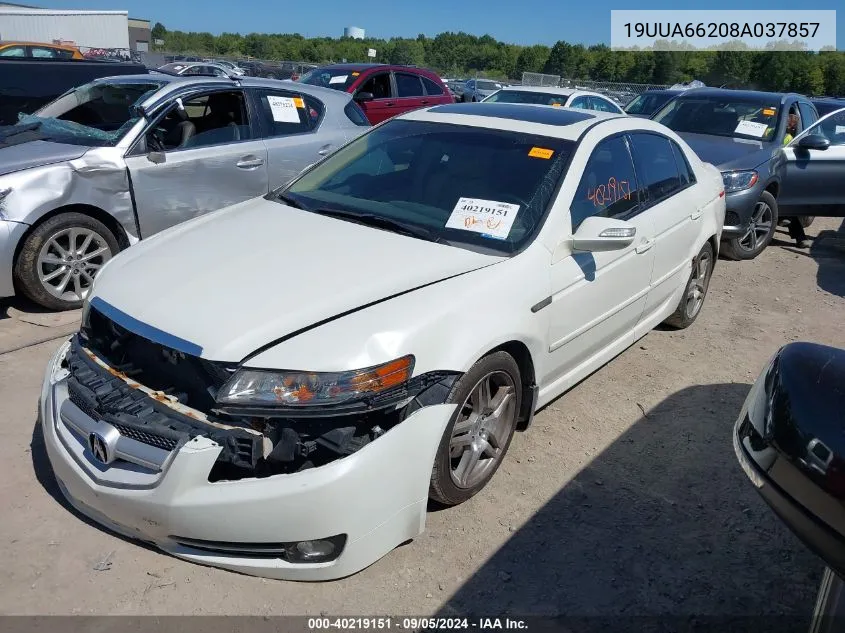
[278,119,575,255]
[802,110,845,147]
[0,46,26,57]
[358,73,392,99]
[653,95,784,142]
[570,135,639,231]
[629,133,683,204]
[395,73,425,98]
[254,88,322,137]
[798,101,818,128]
[148,90,251,151]
[569,96,589,110]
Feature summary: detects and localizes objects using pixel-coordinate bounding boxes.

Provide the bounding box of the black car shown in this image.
[652,88,844,260]
[623,89,683,118]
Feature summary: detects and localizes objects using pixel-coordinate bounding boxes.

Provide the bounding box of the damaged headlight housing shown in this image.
[216,355,415,407]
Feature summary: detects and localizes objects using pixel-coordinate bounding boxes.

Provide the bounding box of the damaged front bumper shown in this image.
[40,338,455,581]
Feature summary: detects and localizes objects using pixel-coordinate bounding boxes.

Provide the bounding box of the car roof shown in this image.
[402,102,625,140]
[674,87,804,102]
[496,86,577,96]
[0,40,78,49]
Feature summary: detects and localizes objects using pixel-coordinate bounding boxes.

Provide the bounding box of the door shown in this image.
[779,109,845,217]
[124,88,269,238]
[628,132,702,320]
[545,134,656,384]
[355,71,397,124]
[392,71,429,116]
[250,87,346,189]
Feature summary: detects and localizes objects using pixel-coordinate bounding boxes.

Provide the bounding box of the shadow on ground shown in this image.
[437,383,821,626]
[771,219,845,298]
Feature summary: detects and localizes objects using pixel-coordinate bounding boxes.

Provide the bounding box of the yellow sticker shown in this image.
[352,72,360,76]
[293,97,305,108]
[551,102,563,107]
[529,147,554,159]
[763,108,776,116]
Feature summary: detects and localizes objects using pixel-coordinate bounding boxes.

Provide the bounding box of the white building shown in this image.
[343,26,365,40]
[0,6,130,49]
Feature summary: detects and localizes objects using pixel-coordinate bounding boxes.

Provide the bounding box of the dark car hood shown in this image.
[0,139,89,177]
[677,132,777,171]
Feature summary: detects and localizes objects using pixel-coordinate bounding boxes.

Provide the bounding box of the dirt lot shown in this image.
[0,219,844,620]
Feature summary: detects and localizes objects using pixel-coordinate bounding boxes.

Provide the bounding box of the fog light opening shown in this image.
[289,535,347,563]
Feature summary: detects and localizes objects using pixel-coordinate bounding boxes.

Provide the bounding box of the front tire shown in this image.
[663,241,714,329]
[429,352,522,506]
[14,213,118,311]
[721,191,778,260]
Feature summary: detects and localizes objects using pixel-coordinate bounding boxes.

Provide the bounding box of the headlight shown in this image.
[721,170,759,193]
[217,355,415,407]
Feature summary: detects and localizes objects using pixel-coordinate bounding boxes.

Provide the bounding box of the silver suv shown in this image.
[0,74,370,310]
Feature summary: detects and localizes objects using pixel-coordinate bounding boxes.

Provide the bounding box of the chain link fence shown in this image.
[521,72,562,87]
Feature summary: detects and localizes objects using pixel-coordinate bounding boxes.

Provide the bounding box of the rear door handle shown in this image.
[318,147,332,156]
[385,101,395,107]
[236,156,264,169]
[690,209,702,220]
[635,238,655,254]
[421,99,430,105]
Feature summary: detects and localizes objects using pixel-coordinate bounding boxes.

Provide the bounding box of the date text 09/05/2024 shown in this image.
[623,21,820,39]
[307,617,529,630]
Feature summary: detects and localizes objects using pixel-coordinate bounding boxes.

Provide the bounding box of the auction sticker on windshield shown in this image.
[267,96,301,123]
[735,120,769,137]
[329,75,348,84]
[446,197,520,240]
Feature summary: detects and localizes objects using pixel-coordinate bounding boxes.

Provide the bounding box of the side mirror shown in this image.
[147,151,166,164]
[571,216,636,252]
[355,92,374,103]
[797,134,830,151]
[734,342,845,577]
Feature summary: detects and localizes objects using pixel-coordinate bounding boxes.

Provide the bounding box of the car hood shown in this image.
[677,132,777,171]
[90,197,505,362]
[0,140,89,177]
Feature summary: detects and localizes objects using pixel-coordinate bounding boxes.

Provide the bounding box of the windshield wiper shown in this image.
[311,207,445,244]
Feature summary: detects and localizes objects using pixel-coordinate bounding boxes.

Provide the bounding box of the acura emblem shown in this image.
[88,428,116,465]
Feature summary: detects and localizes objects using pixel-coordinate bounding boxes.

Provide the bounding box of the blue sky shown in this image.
[31,0,844,48]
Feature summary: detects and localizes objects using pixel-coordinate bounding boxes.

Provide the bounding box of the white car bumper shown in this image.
[40,339,454,581]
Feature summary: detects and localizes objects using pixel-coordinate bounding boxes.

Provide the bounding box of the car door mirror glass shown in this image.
[797,134,830,151]
[570,216,636,252]
[355,92,375,103]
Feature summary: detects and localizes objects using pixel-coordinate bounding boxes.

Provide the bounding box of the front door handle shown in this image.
[690,209,702,220]
[635,238,655,254]
[385,101,395,107]
[317,147,332,156]
[236,156,264,169]
[421,99,430,105]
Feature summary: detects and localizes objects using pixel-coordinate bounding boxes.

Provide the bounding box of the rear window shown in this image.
[299,67,358,91]
[344,101,370,126]
[485,90,568,106]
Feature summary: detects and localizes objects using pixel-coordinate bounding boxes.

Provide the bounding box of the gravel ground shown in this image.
[0,218,843,621]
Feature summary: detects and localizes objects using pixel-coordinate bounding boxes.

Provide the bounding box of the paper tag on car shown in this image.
[267,96,301,123]
[734,120,769,137]
[836,125,845,136]
[329,75,348,84]
[445,197,520,240]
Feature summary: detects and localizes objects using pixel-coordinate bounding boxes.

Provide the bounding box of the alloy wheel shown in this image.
[737,201,773,253]
[37,227,113,302]
[685,249,711,319]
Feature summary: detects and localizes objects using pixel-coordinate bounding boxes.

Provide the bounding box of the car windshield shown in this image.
[484,90,568,106]
[653,95,783,141]
[299,68,357,91]
[15,79,165,147]
[278,119,574,255]
[624,92,676,116]
[477,81,503,91]
[158,63,190,74]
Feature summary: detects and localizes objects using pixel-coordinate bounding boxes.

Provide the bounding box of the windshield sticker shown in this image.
[735,120,769,137]
[763,108,777,116]
[293,97,305,108]
[267,96,301,123]
[551,102,563,107]
[529,147,554,159]
[836,125,845,136]
[351,72,360,76]
[329,74,349,84]
[446,197,520,240]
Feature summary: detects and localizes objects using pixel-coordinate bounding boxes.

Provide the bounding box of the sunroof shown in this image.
[428,103,596,126]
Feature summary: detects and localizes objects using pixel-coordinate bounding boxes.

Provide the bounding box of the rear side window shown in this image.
[569,96,589,109]
[344,101,370,126]
[590,97,621,113]
[254,89,321,137]
[571,135,639,231]
[670,141,696,187]
[422,77,444,96]
[628,133,683,204]
[395,73,425,98]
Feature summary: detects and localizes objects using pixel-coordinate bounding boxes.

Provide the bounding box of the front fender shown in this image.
[243,246,552,383]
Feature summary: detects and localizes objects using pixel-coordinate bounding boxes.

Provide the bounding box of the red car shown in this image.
[298,63,454,124]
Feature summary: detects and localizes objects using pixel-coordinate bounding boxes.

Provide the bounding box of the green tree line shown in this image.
[151,23,845,96]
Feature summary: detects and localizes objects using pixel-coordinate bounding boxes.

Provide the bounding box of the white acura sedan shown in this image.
[40,103,725,581]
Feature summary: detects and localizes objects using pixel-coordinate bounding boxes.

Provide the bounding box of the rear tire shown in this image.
[14,212,119,311]
[721,191,778,261]
[663,241,714,330]
[429,352,522,506]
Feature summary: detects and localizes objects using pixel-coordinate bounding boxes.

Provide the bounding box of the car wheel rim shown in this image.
[448,371,517,490]
[37,227,112,303]
[737,202,773,252]
[685,249,711,319]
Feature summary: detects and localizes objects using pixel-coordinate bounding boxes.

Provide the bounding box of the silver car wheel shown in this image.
[37,227,113,302]
[685,248,711,319]
[737,201,773,253]
[449,371,517,489]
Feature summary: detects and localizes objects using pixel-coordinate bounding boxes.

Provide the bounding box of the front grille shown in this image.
[725,211,741,226]
[111,422,179,451]
[68,381,98,420]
